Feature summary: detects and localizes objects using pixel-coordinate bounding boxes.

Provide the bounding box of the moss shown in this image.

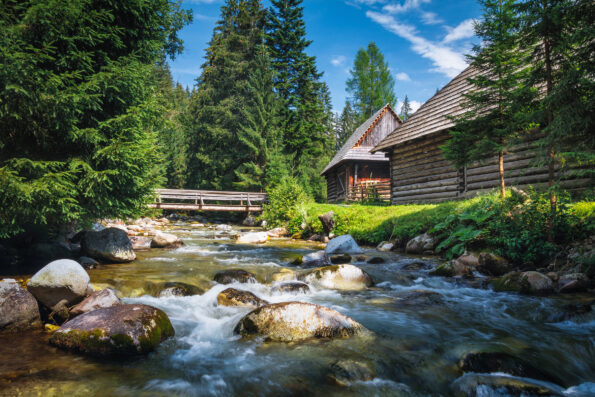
[50,328,110,355]
[429,263,455,277]
[492,273,522,292]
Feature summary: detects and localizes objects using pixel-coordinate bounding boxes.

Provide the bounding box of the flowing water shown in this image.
[1,222,594,396]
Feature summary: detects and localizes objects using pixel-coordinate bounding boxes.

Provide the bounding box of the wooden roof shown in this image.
[321,104,400,176]
[373,66,479,152]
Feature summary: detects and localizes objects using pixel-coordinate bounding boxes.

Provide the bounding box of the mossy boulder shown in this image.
[492,272,523,293]
[27,259,90,309]
[81,228,136,263]
[477,252,512,276]
[217,288,268,308]
[327,359,375,386]
[405,233,435,254]
[0,279,41,331]
[520,271,554,295]
[214,269,257,284]
[50,304,174,356]
[271,281,310,294]
[234,302,364,342]
[430,260,472,278]
[300,264,373,291]
[158,282,204,297]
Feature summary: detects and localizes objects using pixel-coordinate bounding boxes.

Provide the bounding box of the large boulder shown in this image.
[318,211,336,235]
[405,233,435,254]
[477,252,512,276]
[301,250,329,267]
[217,288,268,308]
[520,271,554,295]
[81,228,136,263]
[27,259,90,309]
[70,288,121,316]
[158,282,203,297]
[214,269,257,284]
[151,232,184,249]
[237,232,268,244]
[492,272,523,293]
[0,279,41,331]
[300,264,373,291]
[377,241,395,252]
[234,302,363,342]
[429,260,473,278]
[325,235,363,255]
[49,304,174,356]
[557,273,590,293]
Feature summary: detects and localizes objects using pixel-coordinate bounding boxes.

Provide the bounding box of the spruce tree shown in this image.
[335,101,359,150]
[346,42,397,122]
[0,0,191,238]
[442,0,529,198]
[400,95,412,121]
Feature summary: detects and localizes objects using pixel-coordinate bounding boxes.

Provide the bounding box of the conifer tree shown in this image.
[346,42,397,122]
[335,101,359,150]
[442,0,529,198]
[400,95,413,121]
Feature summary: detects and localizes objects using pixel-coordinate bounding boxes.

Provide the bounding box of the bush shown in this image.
[261,178,309,233]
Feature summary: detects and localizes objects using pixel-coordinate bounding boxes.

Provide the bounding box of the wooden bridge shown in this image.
[148,189,266,212]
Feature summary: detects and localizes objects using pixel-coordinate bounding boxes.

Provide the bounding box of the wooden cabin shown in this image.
[372,66,591,204]
[322,104,401,203]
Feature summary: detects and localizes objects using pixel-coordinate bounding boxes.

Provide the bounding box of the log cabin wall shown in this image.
[389,131,591,204]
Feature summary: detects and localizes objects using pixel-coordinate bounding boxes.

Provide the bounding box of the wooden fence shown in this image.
[148,189,267,212]
[346,180,391,203]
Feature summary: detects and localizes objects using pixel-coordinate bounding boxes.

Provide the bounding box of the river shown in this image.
[1,222,594,396]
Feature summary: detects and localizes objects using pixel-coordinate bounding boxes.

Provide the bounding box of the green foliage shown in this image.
[334,100,359,151]
[400,95,412,121]
[346,41,397,122]
[0,0,191,238]
[261,178,309,231]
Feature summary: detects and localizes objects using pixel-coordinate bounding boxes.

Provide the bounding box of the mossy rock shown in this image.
[492,272,523,292]
[49,304,174,356]
[429,262,455,277]
[217,288,268,308]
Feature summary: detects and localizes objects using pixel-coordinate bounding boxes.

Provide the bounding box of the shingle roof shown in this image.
[372,66,479,152]
[321,104,399,176]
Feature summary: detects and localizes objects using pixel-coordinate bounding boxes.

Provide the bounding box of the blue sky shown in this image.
[170,0,482,114]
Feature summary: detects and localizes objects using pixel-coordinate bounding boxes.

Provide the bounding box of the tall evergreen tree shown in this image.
[346,42,397,122]
[335,101,359,150]
[400,95,412,121]
[186,0,266,190]
[442,0,529,198]
[0,0,191,238]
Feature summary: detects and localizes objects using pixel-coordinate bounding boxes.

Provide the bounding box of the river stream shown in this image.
[1,222,594,396]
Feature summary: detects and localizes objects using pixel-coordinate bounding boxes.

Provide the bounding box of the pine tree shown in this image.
[400,95,412,121]
[442,0,529,198]
[346,42,397,122]
[186,0,266,190]
[335,101,359,150]
[0,0,191,238]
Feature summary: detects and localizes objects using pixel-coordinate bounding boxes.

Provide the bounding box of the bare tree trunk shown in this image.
[499,150,505,198]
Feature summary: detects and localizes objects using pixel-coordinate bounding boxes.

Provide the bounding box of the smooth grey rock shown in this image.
[150,232,184,249]
[271,281,310,294]
[302,250,329,267]
[0,279,41,331]
[81,228,136,263]
[325,235,363,255]
[27,259,90,309]
[377,241,395,252]
[300,264,373,291]
[214,269,257,284]
[405,233,435,254]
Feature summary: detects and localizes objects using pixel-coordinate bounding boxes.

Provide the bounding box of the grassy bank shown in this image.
[270,190,594,267]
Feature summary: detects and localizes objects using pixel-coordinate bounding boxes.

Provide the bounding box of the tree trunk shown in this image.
[499,150,505,198]
[544,35,557,241]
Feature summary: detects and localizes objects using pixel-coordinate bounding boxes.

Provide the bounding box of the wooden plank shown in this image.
[148,203,263,212]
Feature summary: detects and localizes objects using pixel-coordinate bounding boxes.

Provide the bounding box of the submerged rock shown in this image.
[477,252,511,276]
[214,269,257,284]
[405,233,435,254]
[302,250,329,267]
[300,264,373,291]
[325,235,363,255]
[271,282,310,294]
[27,259,90,309]
[394,290,443,306]
[234,302,363,342]
[450,373,565,397]
[158,282,203,297]
[328,359,375,386]
[366,256,385,264]
[151,232,184,249]
[50,304,174,356]
[81,228,136,263]
[217,288,268,308]
[0,279,41,331]
[70,288,121,316]
[548,301,594,322]
[330,254,352,264]
[237,232,268,244]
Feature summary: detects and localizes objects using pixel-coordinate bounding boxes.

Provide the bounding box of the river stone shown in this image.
[330,254,352,264]
[50,304,174,356]
[477,252,511,276]
[70,288,121,316]
[456,252,480,268]
[458,352,561,385]
[301,250,329,267]
[237,232,268,244]
[217,288,268,308]
[492,272,523,292]
[394,290,443,306]
[81,228,136,263]
[0,279,41,331]
[520,271,554,295]
[377,241,395,252]
[129,236,152,251]
[214,269,257,284]
[450,373,565,397]
[267,227,287,238]
[405,233,435,254]
[242,215,258,227]
[27,259,90,309]
[429,260,473,278]
[271,268,297,282]
[318,211,336,235]
[328,359,375,386]
[300,264,373,291]
[557,273,590,293]
[366,256,385,264]
[78,256,100,269]
[271,282,310,294]
[325,235,363,255]
[158,282,203,297]
[234,302,363,342]
[151,232,184,249]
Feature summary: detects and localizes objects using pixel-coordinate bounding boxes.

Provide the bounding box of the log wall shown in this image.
[389,131,591,204]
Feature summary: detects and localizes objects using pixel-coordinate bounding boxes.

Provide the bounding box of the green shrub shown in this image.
[262,178,309,232]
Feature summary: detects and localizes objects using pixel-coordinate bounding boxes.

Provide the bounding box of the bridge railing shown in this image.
[149,189,267,212]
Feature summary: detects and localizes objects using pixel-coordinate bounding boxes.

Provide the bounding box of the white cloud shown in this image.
[366,11,468,78]
[383,0,431,14]
[443,19,476,43]
[420,11,442,25]
[331,55,347,67]
[398,100,422,114]
[395,72,411,81]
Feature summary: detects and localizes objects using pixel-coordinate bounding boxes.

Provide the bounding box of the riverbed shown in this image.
[1,222,594,396]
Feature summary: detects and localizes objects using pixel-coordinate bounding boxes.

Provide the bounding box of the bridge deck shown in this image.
[148,189,266,212]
